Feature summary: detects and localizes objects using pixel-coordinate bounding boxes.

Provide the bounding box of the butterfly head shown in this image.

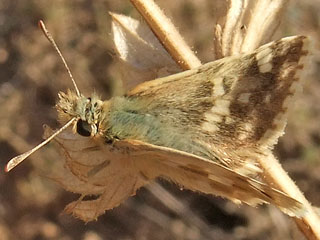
[5,21,109,172]
[57,90,104,137]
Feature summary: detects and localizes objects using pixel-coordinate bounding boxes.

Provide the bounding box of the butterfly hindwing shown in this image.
[48,127,305,221]
[116,139,305,217]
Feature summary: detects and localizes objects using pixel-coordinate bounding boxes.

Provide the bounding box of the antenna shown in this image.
[38,20,81,97]
[5,117,77,172]
[5,20,81,172]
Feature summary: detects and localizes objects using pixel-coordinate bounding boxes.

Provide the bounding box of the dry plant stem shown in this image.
[129,0,201,70]
[263,154,320,239]
[222,0,244,56]
[241,0,289,52]
[131,0,320,239]
[215,0,289,57]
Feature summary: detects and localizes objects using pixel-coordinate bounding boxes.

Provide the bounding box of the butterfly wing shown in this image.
[124,36,309,174]
[115,139,305,217]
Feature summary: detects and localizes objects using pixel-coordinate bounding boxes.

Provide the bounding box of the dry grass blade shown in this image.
[129,0,201,69]
[214,0,290,57]
[240,0,289,52]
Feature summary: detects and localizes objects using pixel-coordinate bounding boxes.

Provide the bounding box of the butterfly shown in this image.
[6,20,309,222]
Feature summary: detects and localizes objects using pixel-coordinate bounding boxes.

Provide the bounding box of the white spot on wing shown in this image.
[259,62,272,73]
[258,112,287,146]
[225,116,235,124]
[202,99,230,132]
[279,62,292,79]
[212,77,225,97]
[243,123,253,131]
[202,122,219,132]
[238,123,253,140]
[210,99,230,116]
[204,111,223,123]
[256,46,273,73]
[237,93,251,103]
[238,133,247,140]
[265,94,271,104]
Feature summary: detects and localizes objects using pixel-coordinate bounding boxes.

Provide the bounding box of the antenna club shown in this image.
[38,20,45,32]
[38,20,43,28]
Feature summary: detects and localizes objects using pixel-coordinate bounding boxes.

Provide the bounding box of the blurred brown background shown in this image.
[0,0,319,239]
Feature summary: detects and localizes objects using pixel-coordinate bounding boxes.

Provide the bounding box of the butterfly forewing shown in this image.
[124,36,309,172]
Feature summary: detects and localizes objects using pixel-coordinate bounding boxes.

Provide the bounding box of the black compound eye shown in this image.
[76,119,91,137]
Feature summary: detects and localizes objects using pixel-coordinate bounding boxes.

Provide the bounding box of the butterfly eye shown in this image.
[76,119,91,137]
